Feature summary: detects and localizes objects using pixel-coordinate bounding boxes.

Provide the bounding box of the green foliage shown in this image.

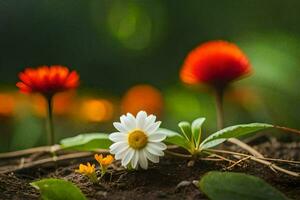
[31,178,87,200]
[60,133,112,151]
[162,117,206,154]
[164,117,273,155]
[178,121,192,140]
[191,118,206,149]
[159,128,190,150]
[200,123,273,149]
[199,172,288,200]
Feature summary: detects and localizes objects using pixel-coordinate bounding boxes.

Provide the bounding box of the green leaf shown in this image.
[178,121,192,140]
[191,117,206,148]
[200,123,273,149]
[60,133,112,151]
[158,128,190,150]
[31,178,87,200]
[199,172,288,200]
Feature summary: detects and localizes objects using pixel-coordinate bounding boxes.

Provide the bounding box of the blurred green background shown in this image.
[1,0,300,152]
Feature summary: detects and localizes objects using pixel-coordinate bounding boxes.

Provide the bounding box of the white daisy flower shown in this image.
[109,111,167,169]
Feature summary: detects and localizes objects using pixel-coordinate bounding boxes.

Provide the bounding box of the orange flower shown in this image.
[95,154,114,168]
[75,162,97,183]
[76,162,96,175]
[16,65,79,97]
[180,41,251,88]
[95,154,114,177]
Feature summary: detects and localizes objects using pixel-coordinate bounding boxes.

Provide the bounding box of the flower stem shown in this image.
[46,95,55,145]
[213,87,265,158]
[89,173,98,184]
[100,166,107,179]
[214,87,224,129]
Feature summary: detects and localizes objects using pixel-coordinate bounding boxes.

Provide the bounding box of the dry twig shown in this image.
[0,145,61,159]
[0,151,109,174]
[165,150,192,159]
[204,149,300,177]
[226,156,251,170]
[227,138,264,158]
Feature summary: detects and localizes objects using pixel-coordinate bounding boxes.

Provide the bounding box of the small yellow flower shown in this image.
[76,162,97,183]
[76,162,95,175]
[95,154,114,167]
[94,154,114,177]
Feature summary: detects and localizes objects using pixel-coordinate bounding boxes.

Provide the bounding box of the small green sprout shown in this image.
[161,117,273,157]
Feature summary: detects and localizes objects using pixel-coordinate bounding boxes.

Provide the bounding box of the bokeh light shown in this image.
[80,98,114,122]
[90,0,165,51]
[31,92,77,117]
[0,93,15,117]
[226,87,262,110]
[121,84,163,117]
[107,1,152,50]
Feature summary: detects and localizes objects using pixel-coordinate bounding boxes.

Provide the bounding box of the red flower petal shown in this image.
[16,82,32,93]
[180,41,251,87]
[16,65,80,96]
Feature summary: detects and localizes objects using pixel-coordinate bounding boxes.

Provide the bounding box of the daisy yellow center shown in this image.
[128,130,148,149]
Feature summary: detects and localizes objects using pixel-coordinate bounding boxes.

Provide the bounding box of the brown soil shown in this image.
[0,138,300,200]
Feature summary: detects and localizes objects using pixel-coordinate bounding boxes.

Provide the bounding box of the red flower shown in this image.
[180,41,251,88]
[16,65,79,96]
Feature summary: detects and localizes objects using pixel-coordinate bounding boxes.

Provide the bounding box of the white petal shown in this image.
[119,114,126,121]
[146,145,165,156]
[127,113,136,120]
[113,122,128,132]
[122,149,135,167]
[150,142,167,150]
[109,132,126,142]
[138,149,148,169]
[127,113,137,128]
[110,142,128,154]
[136,111,147,129]
[144,115,156,129]
[121,115,136,130]
[131,151,139,169]
[115,150,127,160]
[146,142,166,156]
[148,133,166,142]
[145,121,161,134]
[144,150,159,163]
[120,116,134,130]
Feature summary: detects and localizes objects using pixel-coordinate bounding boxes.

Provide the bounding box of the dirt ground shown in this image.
[0,137,300,200]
